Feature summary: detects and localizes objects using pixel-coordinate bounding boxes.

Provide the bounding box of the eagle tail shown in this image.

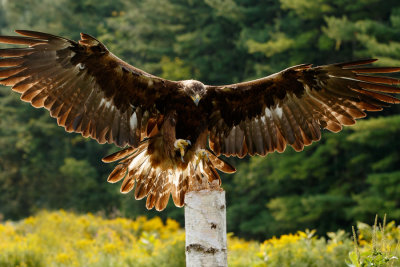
[102,141,170,210]
[102,143,236,211]
[206,149,236,173]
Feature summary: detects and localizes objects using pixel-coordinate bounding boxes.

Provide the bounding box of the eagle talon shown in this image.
[194,149,209,170]
[174,139,191,163]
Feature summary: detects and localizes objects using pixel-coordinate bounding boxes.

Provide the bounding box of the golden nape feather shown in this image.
[1,30,400,211]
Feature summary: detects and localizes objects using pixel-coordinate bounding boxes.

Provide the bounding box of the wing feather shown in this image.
[355,74,400,85]
[204,59,400,156]
[282,105,304,151]
[0,30,182,147]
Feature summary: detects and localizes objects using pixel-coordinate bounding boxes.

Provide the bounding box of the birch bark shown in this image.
[184,189,227,267]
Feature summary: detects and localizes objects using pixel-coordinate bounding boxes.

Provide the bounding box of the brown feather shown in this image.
[0,30,182,148]
[31,90,48,108]
[356,74,400,85]
[145,171,164,209]
[203,162,221,185]
[242,121,254,155]
[207,150,236,173]
[155,182,171,211]
[146,191,157,210]
[299,98,323,140]
[263,112,279,152]
[0,57,24,67]
[282,105,304,151]
[12,80,38,93]
[275,129,286,153]
[102,147,136,163]
[0,36,47,45]
[120,172,136,194]
[0,66,26,79]
[357,81,400,93]
[251,118,265,155]
[172,172,187,207]
[356,101,382,111]
[351,88,400,104]
[205,58,400,157]
[259,118,272,152]
[14,30,58,39]
[148,172,164,210]
[351,67,400,73]
[20,85,42,102]
[49,101,64,117]
[134,165,152,200]
[141,169,158,198]
[0,48,34,57]
[286,99,314,142]
[336,58,378,67]
[107,164,127,183]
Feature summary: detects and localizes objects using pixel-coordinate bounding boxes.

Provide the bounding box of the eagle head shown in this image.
[181,80,206,106]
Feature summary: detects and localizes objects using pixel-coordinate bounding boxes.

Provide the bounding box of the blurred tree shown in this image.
[2,0,124,37]
[226,116,400,239]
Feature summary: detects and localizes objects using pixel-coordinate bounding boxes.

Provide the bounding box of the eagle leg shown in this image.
[174,139,191,162]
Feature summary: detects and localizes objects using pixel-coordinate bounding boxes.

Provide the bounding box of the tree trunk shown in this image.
[184,189,227,267]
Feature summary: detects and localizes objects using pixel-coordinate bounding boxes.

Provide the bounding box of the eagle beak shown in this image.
[191,94,201,106]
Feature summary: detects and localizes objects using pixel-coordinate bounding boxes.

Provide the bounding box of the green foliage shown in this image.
[347,216,399,267]
[159,56,192,81]
[0,0,400,241]
[2,211,400,267]
[247,33,295,57]
[257,230,353,267]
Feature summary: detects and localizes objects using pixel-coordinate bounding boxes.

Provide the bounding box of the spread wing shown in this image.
[204,59,400,157]
[0,30,180,147]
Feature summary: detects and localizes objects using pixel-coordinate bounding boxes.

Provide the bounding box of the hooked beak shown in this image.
[191,94,201,106]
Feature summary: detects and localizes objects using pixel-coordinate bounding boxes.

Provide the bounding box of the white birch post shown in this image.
[184,189,227,267]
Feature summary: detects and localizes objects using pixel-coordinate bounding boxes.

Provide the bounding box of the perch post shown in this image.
[184,189,227,267]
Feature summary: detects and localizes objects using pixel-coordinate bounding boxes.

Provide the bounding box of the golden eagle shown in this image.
[1,30,399,211]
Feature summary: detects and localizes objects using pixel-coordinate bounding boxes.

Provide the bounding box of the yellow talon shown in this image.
[174,139,191,162]
[195,149,208,170]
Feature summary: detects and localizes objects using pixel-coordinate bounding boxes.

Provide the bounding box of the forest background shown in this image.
[1,0,400,241]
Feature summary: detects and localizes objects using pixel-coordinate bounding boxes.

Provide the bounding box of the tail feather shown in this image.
[104,142,236,211]
[120,173,136,193]
[203,162,221,185]
[156,179,172,211]
[146,172,164,209]
[172,171,188,207]
[134,166,153,200]
[102,147,136,163]
[107,163,127,183]
[151,173,165,210]
[207,149,236,173]
[140,169,158,199]
[146,190,157,209]
[120,151,149,193]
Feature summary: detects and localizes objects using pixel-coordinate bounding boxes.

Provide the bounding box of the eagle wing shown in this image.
[204,59,400,157]
[0,30,180,147]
